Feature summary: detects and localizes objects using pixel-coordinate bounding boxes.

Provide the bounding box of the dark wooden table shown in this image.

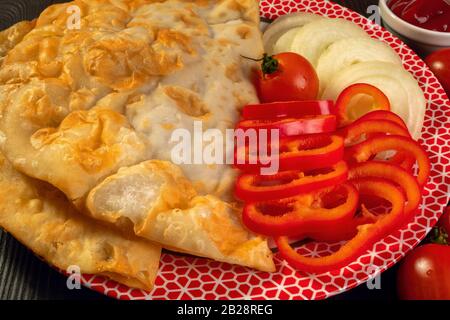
[0,0,401,300]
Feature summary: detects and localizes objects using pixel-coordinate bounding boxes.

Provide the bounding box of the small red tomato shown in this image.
[253,52,319,103]
[425,49,450,97]
[397,243,450,300]
[438,206,450,237]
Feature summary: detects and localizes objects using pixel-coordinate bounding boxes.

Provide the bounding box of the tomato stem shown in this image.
[261,54,279,75]
[241,54,279,76]
[429,226,448,245]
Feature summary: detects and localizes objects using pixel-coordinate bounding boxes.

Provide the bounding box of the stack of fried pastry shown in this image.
[0,0,275,291]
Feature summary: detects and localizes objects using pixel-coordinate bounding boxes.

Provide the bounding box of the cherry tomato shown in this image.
[397,244,450,300]
[253,52,319,103]
[425,48,450,97]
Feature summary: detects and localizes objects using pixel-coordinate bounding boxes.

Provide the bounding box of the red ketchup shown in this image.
[388,0,450,32]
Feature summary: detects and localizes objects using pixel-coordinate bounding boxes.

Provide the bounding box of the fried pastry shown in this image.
[0,0,275,273]
[0,152,161,291]
[86,161,275,272]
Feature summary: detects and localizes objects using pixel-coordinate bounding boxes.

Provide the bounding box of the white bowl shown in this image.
[379,0,450,55]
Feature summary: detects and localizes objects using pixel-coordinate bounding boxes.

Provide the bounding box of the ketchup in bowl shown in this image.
[389,0,450,32]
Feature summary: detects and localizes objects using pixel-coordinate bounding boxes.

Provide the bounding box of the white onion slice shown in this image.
[290,19,369,66]
[321,61,426,139]
[272,27,302,54]
[316,37,403,93]
[263,12,324,55]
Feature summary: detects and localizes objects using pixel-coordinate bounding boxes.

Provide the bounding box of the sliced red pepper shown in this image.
[301,161,422,243]
[235,161,348,202]
[349,161,421,215]
[345,135,430,187]
[305,204,378,243]
[276,177,406,273]
[388,152,416,172]
[242,100,335,120]
[234,134,344,173]
[242,182,359,237]
[355,110,408,130]
[336,83,390,127]
[338,119,411,143]
[237,115,337,137]
[338,118,414,171]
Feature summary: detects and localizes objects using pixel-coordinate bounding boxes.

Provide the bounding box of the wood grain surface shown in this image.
[0,0,396,300]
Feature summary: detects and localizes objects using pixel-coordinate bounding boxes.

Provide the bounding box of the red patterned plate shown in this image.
[80,0,450,300]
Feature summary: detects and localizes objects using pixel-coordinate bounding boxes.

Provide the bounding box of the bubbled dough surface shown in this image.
[0,0,263,201]
[0,0,275,272]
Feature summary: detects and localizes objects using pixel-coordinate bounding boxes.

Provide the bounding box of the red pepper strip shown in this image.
[349,161,421,215]
[237,115,337,137]
[338,119,411,143]
[275,177,406,273]
[242,100,335,120]
[347,110,412,168]
[305,161,422,243]
[388,152,416,172]
[234,134,344,173]
[338,118,415,170]
[235,161,348,202]
[355,110,408,130]
[336,83,390,127]
[305,205,378,243]
[242,182,359,237]
[345,135,430,187]
[354,132,415,172]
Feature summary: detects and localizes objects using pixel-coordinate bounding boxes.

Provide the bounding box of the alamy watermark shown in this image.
[66,5,81,30]
[66,265,81,290]
[367,5,382,29]
[170,121,280,175]
[366,265,382,290]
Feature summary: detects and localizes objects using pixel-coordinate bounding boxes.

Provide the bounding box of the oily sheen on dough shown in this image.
[86,161,275,272]
[0,0,275,273]
[0,0,262,200]
[0,152,161,291]
[0,20,36,62]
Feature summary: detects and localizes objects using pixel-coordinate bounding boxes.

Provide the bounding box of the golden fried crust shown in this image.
[87,161,275,272]
[0,0,262,200]
[0,20,36,60]
[0,0,273,272]
[0,152,161,291]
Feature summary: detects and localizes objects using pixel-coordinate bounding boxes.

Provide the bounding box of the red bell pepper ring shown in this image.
[336,83,390,127]
[242,182,359,237]
[305,211,375,243]
[237,115,337,137]
[345,135,430,187]
[388,152,416,172]
[356,110,408,129]
[235,161,348,202]
[276,177,406,273]
[338,119,411,143]
[242,100,335,120]
[234,134,344,173]
[301,161,422,243]
[338,117,414,171]
[349,161,421,215]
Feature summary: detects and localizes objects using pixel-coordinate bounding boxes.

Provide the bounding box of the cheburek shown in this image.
[0,0,275,273]
[0,0,261,200]
[0,152,161,290]
[86,161,275,272]
[0,20,36,62]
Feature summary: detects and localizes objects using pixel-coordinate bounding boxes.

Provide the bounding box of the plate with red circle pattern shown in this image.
[79,0,450,300]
